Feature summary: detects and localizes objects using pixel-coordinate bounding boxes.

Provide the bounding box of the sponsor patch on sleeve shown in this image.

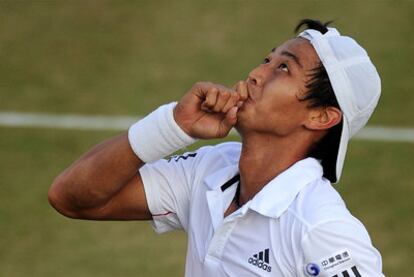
[305,249,356,276]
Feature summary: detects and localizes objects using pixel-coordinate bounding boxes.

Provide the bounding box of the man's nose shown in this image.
[247,67,264,87]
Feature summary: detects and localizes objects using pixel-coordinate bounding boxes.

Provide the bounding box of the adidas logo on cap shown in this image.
[248,248,272,272]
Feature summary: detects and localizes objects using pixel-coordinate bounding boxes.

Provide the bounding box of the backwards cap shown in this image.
[298,27,381,183]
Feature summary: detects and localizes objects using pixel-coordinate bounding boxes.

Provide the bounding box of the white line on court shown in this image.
[0,111,137,131]
[1,111,413,143]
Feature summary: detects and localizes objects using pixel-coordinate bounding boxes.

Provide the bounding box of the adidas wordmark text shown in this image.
[248,248,272,272]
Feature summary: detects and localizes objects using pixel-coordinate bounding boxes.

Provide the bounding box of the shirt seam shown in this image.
[299,218,357,246]
[287,207,311,229]
[140,166,178,233]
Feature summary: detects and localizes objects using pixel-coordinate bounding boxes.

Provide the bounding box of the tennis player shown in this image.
[49,19,384,276]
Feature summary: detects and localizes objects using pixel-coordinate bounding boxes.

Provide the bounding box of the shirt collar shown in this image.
[249,157,323,218]
[204,157,323,219]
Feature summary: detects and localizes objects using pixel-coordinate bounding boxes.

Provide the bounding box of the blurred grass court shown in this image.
[1,1,413,276]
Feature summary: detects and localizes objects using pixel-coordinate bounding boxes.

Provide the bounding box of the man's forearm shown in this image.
[49,133,143,211]
[49,85,241,220]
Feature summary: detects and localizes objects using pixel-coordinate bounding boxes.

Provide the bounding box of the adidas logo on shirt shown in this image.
[248,248,272,272]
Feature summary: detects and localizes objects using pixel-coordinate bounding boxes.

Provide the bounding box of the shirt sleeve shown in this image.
[301,220,384,277]
[139,146,212,234]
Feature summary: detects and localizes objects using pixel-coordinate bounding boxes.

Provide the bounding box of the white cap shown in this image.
[298,27,381,183]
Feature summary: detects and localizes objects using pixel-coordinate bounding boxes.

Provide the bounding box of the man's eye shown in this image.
[263,58,270,64]
[279,63,289,72]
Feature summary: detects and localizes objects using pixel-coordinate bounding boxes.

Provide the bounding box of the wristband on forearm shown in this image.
[128,102,197,163]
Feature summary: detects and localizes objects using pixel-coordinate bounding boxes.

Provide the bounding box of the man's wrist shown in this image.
[128,102,197,163]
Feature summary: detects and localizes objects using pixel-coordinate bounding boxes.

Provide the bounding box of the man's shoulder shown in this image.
[204,141,241,154]
[285,178,374,246]
[165,141,241,185]
[194,141,241,165]
[292,182,383,276]
[287,178,354,229]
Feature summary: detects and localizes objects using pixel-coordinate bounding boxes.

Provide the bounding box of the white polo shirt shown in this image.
[139,142,384,277]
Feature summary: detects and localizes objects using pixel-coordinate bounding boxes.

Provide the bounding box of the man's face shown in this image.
[236,38,321,137]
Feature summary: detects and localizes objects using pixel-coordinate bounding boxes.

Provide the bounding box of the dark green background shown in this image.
[1,1,413,276]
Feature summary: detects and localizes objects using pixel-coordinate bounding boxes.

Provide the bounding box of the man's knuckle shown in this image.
[222,91,230,98]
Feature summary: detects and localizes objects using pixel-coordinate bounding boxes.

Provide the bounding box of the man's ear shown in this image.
[305,106,342,130]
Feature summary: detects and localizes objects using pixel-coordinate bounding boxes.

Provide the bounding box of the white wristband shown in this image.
[128,102,197,163]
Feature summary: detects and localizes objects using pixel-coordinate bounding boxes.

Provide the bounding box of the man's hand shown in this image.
[174,81,248,139]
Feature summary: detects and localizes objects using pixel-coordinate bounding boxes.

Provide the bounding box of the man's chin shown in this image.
[234,118,248,136]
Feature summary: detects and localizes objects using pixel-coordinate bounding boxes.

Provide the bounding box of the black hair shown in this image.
[294,19,333,35]
[295,19,342,183]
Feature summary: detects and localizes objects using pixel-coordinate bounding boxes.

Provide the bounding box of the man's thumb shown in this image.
[222,106,238,130]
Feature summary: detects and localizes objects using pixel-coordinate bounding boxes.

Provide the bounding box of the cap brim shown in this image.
[334,117,350,183]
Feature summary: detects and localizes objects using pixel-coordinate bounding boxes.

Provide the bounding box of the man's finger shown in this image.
[234,80,248,101]
[201,87,219,111]
[222,92,240,113]
[221,106,238,132]
[212,90,231,112]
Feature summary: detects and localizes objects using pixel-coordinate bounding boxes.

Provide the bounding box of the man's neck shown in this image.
[237,132,311,205]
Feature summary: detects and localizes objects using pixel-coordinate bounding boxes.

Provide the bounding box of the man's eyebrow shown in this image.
[281,50,303,68]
